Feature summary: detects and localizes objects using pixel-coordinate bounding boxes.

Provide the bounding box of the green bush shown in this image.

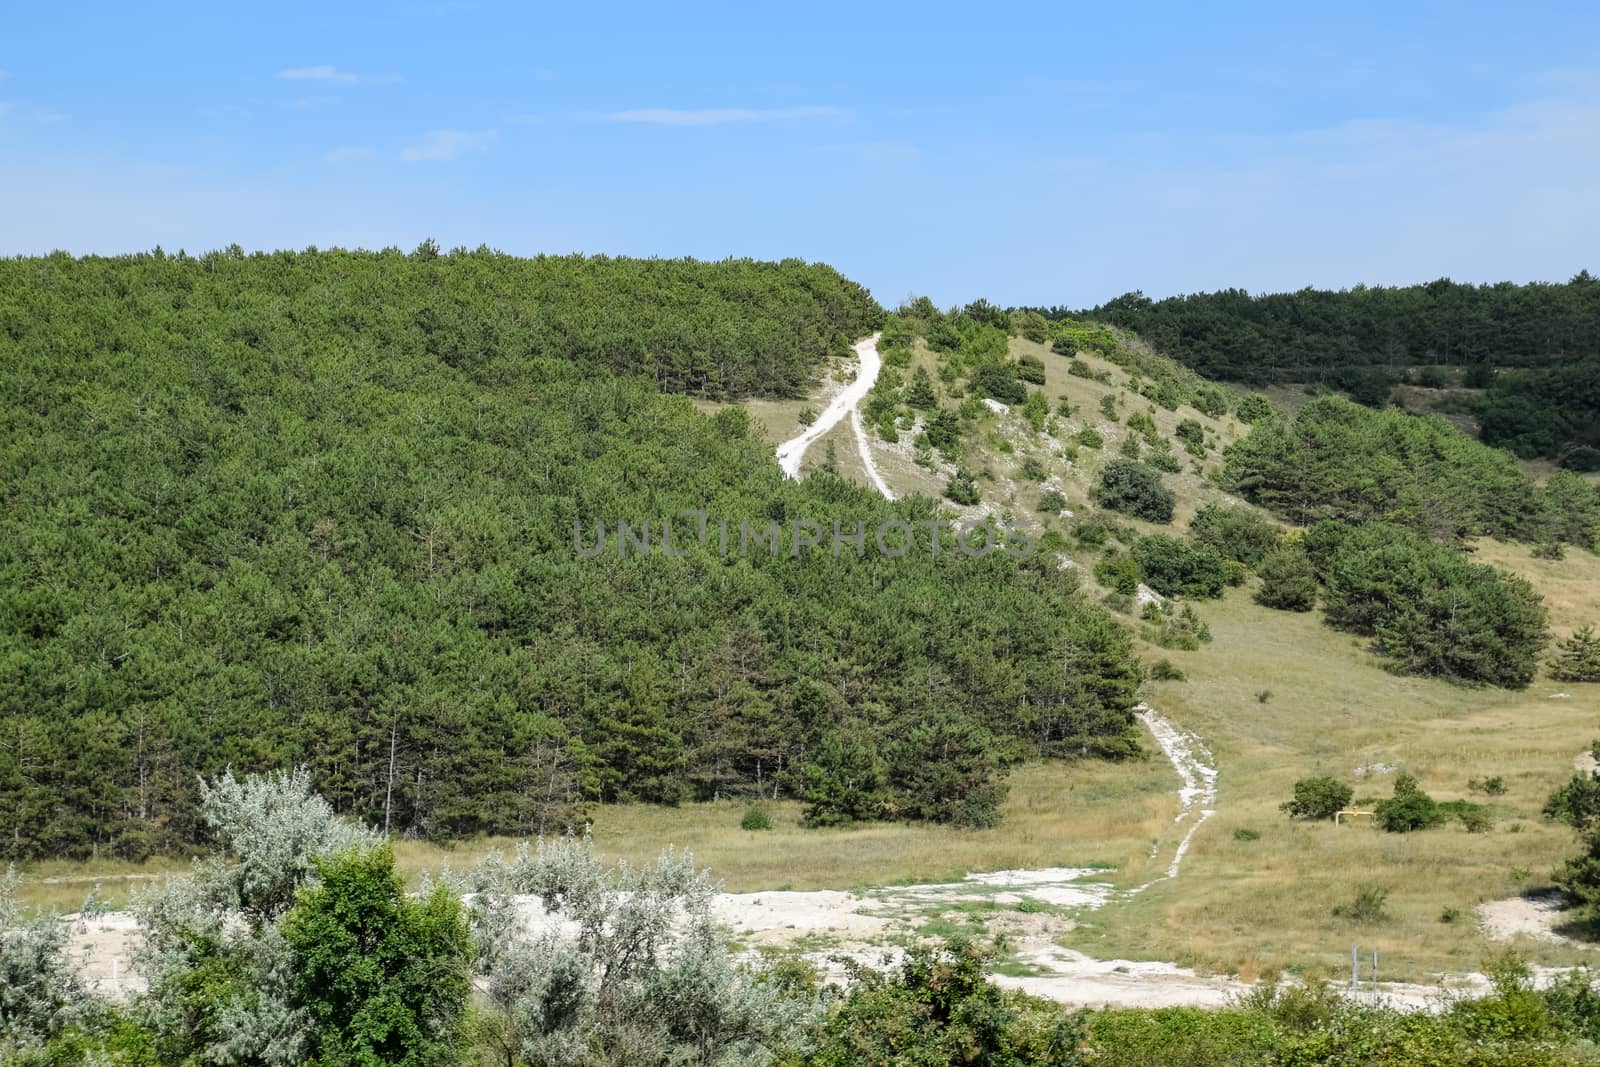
[1095,460,1175,523]
[971,363,1028,405]
[1375,773,1445,833]
[1550,625,1600,682]
[1280,776,1353,820]
[1074,426,1104,450]
[1331,884,1390,923]
[1095,554,1141,597]
[1470,775,1508,796]
[1038,489,1067,513]
[1188,503,1282,568]
[1234,393,1275,423]
[1232,828,1260,842]
[1253,545,1318,611]
[1133,535,1230,598]
[945,468,981,505]
[1148,658,1186,681]
[740,804,773,831]
[283,844,471,1067]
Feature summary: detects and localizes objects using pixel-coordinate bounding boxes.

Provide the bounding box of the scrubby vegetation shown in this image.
[1281,777,1353,821]
[1094,460,1175,523]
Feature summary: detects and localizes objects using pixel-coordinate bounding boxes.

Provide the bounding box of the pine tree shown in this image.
[1551,625,1600,682]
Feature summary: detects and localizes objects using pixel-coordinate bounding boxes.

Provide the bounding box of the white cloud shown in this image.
[400,128,496,162]
[324,145,376,163]
[276,65,360,84]
[603,106,845,127]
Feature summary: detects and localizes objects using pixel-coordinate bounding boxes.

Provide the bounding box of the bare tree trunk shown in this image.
[383,717,399,836]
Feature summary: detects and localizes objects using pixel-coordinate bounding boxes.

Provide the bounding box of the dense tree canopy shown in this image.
[1051,275,1600,460]
[1069,275,1600,381]
[0,248,1142,858]
[1221,396,1596,544]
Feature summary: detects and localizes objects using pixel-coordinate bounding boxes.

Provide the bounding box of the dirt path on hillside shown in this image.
[775,333,891,496]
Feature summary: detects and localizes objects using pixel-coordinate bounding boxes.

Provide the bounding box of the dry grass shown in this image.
[1059,544,1600,982]
[385,754,1179,895]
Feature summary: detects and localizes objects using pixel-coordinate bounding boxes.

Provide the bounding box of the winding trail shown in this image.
[775,333,892,497]
[1133,705,1218,886]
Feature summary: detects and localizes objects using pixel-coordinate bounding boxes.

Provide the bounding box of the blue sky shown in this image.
[3,2,1598,306]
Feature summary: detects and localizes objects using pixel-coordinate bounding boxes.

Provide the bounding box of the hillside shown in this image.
[1059,276,1600,467]
[0,249,1149,860]
[697,299,1600,983]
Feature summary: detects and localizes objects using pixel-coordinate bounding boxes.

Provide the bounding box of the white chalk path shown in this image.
[775,333,893,499]
[1133,705,1218,886]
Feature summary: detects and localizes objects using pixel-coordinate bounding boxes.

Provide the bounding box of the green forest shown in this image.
[0,247,1143,859]
[1043,275,1600,463]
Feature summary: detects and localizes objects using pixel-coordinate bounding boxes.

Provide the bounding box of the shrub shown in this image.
[1038,489,1067,513]
[1175,418,1207,455]
[741,804,773,831]
[470,837,815,1066]
[0,867,95,1058]
[1146,604,1212,650]
[1094,460,1175,523]
[971,363,1027,405]
[1253,545,1318,612]
[1133,535,1230,598]
[797,407,818,427]
[1188,504,1281,568]
[1550,625,1600,682]
[1020,456,1047,481]
[1561,445,1600,472]
[1543,758,1600,830]
[1146,443,1182,473]
[1440,906,1462,924]
[1234,393,1275,423]
[1125,410,1160,444]
[1331,884,1390,923]
[1099,393,1118,418]
[1094,554,1141,597]
[1148,658,1186,681]
[1191,384,1229,419]
[944,468,981,506]
[1375,773,1445,832]
[1017,354,1046,384]
[1233,828,1260,842]
[1074,426,1104,450]
[1280,776,1353,820]
[1067,358,1094,378]
[284,844,471,1067]
[1256,689,1272,703]
[1072,519,1110,546]
[1469,775,1508,796]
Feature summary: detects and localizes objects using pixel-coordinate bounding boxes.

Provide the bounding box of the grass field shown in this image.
[1059,540,1600,983]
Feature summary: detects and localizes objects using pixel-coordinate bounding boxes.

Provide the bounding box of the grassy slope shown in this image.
[702,336,1600,982]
